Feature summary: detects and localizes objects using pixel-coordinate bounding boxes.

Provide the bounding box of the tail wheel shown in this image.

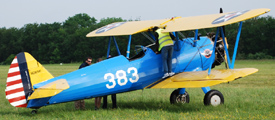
[170,89,190,104]
[31,109,38,114]
[204,90,224,106]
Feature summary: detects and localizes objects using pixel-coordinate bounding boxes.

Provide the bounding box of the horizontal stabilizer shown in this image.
[147,68,258,88]
[28,79,70,100]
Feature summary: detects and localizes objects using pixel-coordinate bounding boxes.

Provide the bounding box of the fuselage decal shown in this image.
[105,67,139,89]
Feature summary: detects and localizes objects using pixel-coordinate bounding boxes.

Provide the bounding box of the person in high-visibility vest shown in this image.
[153,26,176,78]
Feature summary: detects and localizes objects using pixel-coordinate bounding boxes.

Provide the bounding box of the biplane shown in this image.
[5,8,270,114]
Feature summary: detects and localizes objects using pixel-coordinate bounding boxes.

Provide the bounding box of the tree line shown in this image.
[0,13,274,64]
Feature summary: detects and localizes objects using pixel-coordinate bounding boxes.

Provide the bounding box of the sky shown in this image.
[0,0,274,28]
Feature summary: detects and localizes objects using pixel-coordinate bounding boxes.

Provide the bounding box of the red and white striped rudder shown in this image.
[5,56,28,107]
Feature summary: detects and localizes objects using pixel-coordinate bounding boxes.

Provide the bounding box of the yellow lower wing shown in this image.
[147,68,258,88]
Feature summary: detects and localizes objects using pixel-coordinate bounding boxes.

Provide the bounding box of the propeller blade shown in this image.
[219,8,225,36]
[220,8,223,13]
[219,8,228,68]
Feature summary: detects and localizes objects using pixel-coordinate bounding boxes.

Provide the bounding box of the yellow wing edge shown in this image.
[146,68,258,89]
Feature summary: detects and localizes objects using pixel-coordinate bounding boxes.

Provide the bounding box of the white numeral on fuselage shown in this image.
[105,67,139,89]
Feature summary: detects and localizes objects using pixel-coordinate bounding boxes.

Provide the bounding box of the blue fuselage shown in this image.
[28,36,214,108]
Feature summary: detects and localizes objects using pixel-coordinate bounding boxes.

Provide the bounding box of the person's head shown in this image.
[85,57,93,65]
[152,26,159,32]
[97,58,102,63]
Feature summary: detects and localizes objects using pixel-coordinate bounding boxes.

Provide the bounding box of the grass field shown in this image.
[0,60,274,119]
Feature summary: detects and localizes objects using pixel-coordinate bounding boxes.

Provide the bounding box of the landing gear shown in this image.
[170,89,190,104]
[31,109,38,114]
[203,90,224,106]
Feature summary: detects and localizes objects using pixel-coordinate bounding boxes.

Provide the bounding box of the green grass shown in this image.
[1,60,275,119]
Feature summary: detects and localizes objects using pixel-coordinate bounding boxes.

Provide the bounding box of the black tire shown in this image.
[170,89,190,104]
[203,90,224,106]
[31,110,38,114]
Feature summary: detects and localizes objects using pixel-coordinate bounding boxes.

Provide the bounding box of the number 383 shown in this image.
[104,67,139,89]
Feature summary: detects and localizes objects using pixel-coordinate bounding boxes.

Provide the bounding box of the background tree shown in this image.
[0,27,21,64]
[61,13,97,63]
[0,15,275,64]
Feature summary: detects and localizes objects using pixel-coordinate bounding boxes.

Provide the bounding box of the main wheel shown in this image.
[170,89,190,104]
[203,90,224,106]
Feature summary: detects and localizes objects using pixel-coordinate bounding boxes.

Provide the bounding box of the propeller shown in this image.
[219,8,225,37]
[219,8,229,69]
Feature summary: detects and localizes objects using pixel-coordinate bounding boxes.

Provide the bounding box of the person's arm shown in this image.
[154,32,160,53]
[79,63,84,69]
[79,62,87,69]
[169,32,176,40]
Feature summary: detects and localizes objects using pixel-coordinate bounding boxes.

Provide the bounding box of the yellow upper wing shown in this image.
[86,8,269,37]
[163,8,270,32]
[146,68,258,89]
[86,19,171,37]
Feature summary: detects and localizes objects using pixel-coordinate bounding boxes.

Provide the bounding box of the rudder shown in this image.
[5,52,54,107]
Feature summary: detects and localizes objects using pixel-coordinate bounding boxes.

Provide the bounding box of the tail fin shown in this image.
[5,52,54,107]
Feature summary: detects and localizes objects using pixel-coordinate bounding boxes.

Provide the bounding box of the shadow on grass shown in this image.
[116,101,200,112]
[0,110,35,117]
[48,101,201,113]
[0,99,222,116]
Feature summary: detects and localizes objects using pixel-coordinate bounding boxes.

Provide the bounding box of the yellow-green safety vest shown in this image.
[156,28,173,51]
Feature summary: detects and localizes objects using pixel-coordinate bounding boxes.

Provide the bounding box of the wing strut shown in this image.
[174,32,180,51]
[113,36,121,55]
[208,28,220,75]
[208,21,243,75]
[220,26,232,68]
[194,29,199,47]
[126,35,132,58]
[107,37,111,58]
[231,22,243,68]
[106,36,121,58]
[221,22,243,69]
